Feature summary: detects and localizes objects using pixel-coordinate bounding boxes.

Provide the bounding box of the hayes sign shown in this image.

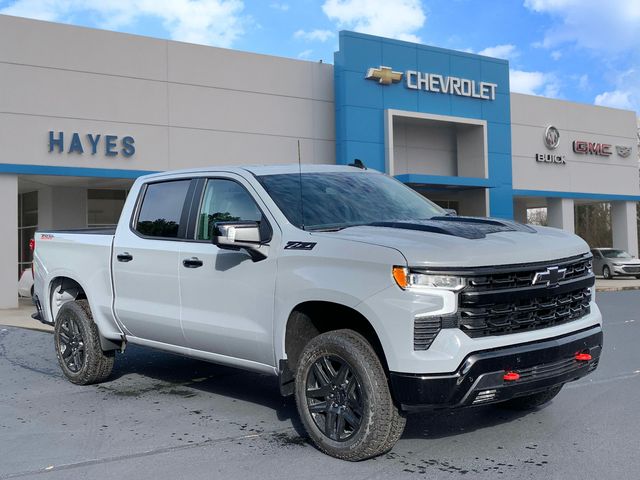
[365,66,498,100]
[48,131,135,157]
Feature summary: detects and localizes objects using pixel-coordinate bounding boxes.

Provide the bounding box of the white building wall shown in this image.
[0,14,336,174]
[510,93,639,196]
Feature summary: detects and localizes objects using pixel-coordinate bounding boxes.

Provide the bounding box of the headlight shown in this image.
[392,266,465,291]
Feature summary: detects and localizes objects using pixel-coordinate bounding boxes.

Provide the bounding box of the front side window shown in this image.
[197,179,262,240]
[135,180,191,238]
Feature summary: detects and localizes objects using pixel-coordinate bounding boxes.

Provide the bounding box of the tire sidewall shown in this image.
[603,266,611,279]
[54,302,95,383]
[294,331,389,458]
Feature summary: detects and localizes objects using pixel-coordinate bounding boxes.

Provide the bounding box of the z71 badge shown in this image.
[284,241,316,251]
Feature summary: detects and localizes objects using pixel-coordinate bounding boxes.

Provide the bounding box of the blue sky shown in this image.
[1,0,639,115]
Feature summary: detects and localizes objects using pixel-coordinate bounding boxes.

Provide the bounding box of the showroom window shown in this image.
[18,191,38,276]
[87,189,128,228]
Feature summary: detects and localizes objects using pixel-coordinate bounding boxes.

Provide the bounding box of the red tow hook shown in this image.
[503,371,520,382]
[575,352,592,362]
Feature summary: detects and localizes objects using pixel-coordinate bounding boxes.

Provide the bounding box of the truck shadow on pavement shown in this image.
[104,343,532,443]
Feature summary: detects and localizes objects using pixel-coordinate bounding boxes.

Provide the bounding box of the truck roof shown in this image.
[139,163,374,181]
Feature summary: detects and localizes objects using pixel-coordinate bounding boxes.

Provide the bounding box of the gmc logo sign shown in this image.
[573,140,612,156]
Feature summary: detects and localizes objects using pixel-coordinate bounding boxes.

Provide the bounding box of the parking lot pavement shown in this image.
[1,291,639,480]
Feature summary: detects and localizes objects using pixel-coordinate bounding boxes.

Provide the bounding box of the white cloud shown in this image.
[297,49,314,59]
[269,2,289,11]
[321,0,425,43]
[0,0,246,47]
[523,0,640,54]
[550,50,562,60]
[510,69,560,97]
[594,90,634,110]
[293,29,335,42]
[577,74,589,91]
[477,44,518,60]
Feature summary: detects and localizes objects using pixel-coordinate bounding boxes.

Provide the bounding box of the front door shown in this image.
[112,178,194,346]
[179,176,279,367]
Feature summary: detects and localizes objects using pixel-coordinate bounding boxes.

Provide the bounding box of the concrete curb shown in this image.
[596,286,640,293]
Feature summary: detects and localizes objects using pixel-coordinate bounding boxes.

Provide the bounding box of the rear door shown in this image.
[112,178,196,345]
[178,175,279,366]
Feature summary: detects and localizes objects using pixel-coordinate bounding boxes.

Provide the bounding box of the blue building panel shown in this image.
[335,31,513,219]
[343,140,385,171]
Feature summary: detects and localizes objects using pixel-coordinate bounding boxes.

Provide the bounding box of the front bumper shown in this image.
[390,325,602,412]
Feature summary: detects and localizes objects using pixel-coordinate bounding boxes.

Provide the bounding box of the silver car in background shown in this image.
[591,248,640,279]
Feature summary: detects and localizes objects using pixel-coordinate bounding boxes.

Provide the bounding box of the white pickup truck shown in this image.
[33,164,602,460]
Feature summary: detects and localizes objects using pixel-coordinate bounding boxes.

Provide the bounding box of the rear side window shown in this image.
[135,180,191,238]
[197,179,262,240]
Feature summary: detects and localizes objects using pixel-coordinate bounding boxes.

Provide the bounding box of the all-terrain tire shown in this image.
[294,329,405,461]
[498,385,563,410]
[54,300,114,385]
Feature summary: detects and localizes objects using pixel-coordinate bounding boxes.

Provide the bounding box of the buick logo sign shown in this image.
[532,266,567,288]
[544,125,560,150]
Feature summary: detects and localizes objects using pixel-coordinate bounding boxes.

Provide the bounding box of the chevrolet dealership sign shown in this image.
[365,65,498,100]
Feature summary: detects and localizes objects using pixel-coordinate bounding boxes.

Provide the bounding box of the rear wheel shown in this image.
[498,385,563,410]
[603,266,612,279]
[54,300,114,385]
[294,330,405,461]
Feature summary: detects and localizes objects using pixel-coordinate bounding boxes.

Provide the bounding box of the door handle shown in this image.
[117,252,133,262]
[183,257,203,268]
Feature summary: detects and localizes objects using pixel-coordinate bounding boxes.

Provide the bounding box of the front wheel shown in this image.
[54,300,114,385]
[497,385,563,410]
[603,266,612,279]
[294,330,405,461]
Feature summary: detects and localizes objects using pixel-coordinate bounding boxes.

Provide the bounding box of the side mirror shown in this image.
[212,221,267,262]
[443,208,457,216]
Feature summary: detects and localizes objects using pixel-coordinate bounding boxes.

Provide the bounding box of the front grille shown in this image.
[463,255,592,292]
[622,266,640,273]
[459,288,591,338]
[411,254,594,341]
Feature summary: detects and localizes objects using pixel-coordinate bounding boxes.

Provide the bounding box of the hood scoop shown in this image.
[369,216,536,240]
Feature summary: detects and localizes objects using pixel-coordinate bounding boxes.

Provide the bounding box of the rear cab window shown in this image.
[134,179,192,239]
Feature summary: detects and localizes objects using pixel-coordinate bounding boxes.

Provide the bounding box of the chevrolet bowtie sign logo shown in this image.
[364,65,499,100]
[365,66,403,85]
[532,266,567,288]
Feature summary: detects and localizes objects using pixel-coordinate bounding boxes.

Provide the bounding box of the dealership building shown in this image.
[1,14,638,308]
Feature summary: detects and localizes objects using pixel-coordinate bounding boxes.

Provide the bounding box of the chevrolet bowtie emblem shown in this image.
[532,266,567,288]
[365,66,403,85]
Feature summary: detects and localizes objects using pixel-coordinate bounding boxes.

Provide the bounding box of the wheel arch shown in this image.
[280,300,389,395]
[48,276,122,351]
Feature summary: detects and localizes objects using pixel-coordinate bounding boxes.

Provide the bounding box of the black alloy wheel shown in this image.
[54,300,115,385]
[294,328,406,461]
[305,355,363,442]
[57,315,86,373]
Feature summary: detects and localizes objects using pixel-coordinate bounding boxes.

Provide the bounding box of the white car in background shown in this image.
[18,268,34,300]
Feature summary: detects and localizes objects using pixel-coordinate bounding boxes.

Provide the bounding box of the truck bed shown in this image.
[33,230,121,339]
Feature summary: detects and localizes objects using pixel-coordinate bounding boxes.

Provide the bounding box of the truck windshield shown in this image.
[258,172,445,231]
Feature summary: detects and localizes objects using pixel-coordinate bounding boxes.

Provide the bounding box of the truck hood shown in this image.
[316,217,589,268]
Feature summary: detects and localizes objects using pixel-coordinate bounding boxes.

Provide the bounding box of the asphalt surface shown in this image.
[1,291,638,479]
